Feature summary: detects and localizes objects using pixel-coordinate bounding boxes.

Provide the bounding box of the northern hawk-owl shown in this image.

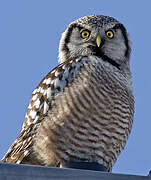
[2,15,134,172]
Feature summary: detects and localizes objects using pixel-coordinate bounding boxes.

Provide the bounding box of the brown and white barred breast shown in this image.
[2,55,134,171]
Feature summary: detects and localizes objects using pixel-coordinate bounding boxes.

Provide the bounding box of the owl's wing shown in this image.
[2,57,86,164]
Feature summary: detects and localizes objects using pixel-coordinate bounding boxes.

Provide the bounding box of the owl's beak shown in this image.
[96,35,101,47]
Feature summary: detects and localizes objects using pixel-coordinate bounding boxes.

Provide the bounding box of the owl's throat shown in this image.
[89,45,120,70]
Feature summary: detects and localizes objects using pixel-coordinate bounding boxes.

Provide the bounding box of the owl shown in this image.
[2,15,134,172]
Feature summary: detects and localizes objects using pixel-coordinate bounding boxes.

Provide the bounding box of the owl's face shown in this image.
[59,15,131,69]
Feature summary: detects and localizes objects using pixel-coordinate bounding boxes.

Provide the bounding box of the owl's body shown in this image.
[2,15,134,171]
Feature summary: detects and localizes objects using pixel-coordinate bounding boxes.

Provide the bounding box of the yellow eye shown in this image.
[106,30,114,39]
[81,30,90,39]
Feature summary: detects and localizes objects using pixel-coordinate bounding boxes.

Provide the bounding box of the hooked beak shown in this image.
[96,35,101,47]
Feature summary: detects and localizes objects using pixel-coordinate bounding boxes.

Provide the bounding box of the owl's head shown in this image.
[59,15,131,70]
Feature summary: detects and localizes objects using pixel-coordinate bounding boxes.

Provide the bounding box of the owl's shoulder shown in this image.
[22,56,88,130]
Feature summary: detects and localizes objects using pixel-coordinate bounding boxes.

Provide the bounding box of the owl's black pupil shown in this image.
[84,33,88,36]
[108,33,111,36]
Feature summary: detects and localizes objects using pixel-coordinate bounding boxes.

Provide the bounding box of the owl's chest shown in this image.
[49,64,133,139]
[38,63,134,169]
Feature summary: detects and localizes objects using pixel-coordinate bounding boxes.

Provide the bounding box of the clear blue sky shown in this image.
[0,0,151,176]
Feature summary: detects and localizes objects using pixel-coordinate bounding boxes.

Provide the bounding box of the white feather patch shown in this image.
[46,87,52,99]
[32,94,37,101]
[34,98,41,109]
[26,117,32,126]
[46,78,51,85]
[24,150,29,156]
[33,115,39,124]
[32,89,37,95]
[55,70,61,77]
[29,110,37,119]
[43,101,49,114]
[43,79,46,84]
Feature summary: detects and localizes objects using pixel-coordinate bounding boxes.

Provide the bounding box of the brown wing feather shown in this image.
[2,127,33,163]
